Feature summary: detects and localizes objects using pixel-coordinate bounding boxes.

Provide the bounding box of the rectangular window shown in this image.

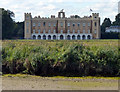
[38,23,40,27]
[26,22,29,27]
[68,23,70,27]
[54,30,56,33]
[68,30,70,33]
[33,23,35,27]
[54,23,56,27]
[95,22,97,27]
[49,30,51,33]
[88,23,90,26]
[43,22,46,26]
[61,22,63,27]
[38,30,40,33]
[83,23,86,27]
[33,29,35,33]
[83,30,85,33]
[78,30,80,33]
[88,30,90,33]
[27,29,29,33]
[94,30,97,34]
[49,23,51,27]
[43,30,45,33]
[73,30,75,33]
[61,30,63,33]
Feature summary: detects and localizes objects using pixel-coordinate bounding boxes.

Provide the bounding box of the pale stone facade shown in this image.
[24,10,100,40]
[106,26,120,33]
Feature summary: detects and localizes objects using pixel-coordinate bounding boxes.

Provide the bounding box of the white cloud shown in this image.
[0,0,119,23]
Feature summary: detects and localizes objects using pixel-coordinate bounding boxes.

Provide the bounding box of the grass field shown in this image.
[2,39,120,77]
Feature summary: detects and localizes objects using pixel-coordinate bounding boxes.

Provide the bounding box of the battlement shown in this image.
[25,13,31,15]
[92,13,99,16]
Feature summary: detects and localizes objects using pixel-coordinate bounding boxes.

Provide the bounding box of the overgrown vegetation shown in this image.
[2,40,120,77]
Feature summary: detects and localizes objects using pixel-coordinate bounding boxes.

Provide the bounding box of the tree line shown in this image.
[2,8,120,39]
[101,14,120,39]
[2,8,24,39]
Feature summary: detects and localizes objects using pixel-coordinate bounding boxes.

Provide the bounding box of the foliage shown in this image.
[2,8,24,39]
[2,40,120,77]
[101,13,120,39]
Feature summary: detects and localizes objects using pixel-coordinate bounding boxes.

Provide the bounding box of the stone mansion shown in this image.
[24,10,100,40]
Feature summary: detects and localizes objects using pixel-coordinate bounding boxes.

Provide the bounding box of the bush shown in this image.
[2,40,120,77]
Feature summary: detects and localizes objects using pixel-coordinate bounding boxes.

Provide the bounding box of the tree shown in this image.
[2,8,24,39]
[13,22,24,39]
[112,13,120,26]
[2,8,16,39]
[101,18,112,33]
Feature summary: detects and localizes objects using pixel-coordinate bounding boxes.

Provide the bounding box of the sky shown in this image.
[0,0,119,24]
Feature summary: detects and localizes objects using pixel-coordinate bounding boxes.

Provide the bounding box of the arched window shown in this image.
[67,35,70,40]
[73,23,75,27]
[72,35,75,40]
[77,35,80,40]
[53,35,56,40]
[38,35,41,39]
[33,35,36,39]
[87,35,91,39]
[48,35,51,40]
[60,35,64,40]
[43,35,46,40]
[82,35,86,40]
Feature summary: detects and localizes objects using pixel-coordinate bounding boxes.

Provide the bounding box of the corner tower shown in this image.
[92,13,100,39]
[24,13,32,39]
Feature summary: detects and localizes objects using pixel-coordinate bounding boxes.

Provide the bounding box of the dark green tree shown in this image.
[13,22,24,39]
[2,8,16,39]
[112,13,120,26]
[101,18,112,33]
[2,8,24,39]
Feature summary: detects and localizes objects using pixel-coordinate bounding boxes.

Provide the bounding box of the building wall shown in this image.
[24,11,100,40]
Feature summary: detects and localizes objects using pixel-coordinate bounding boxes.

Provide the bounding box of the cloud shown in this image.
[0,0,119,23]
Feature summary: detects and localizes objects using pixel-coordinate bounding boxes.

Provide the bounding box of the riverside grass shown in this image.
[2,40,120,77]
